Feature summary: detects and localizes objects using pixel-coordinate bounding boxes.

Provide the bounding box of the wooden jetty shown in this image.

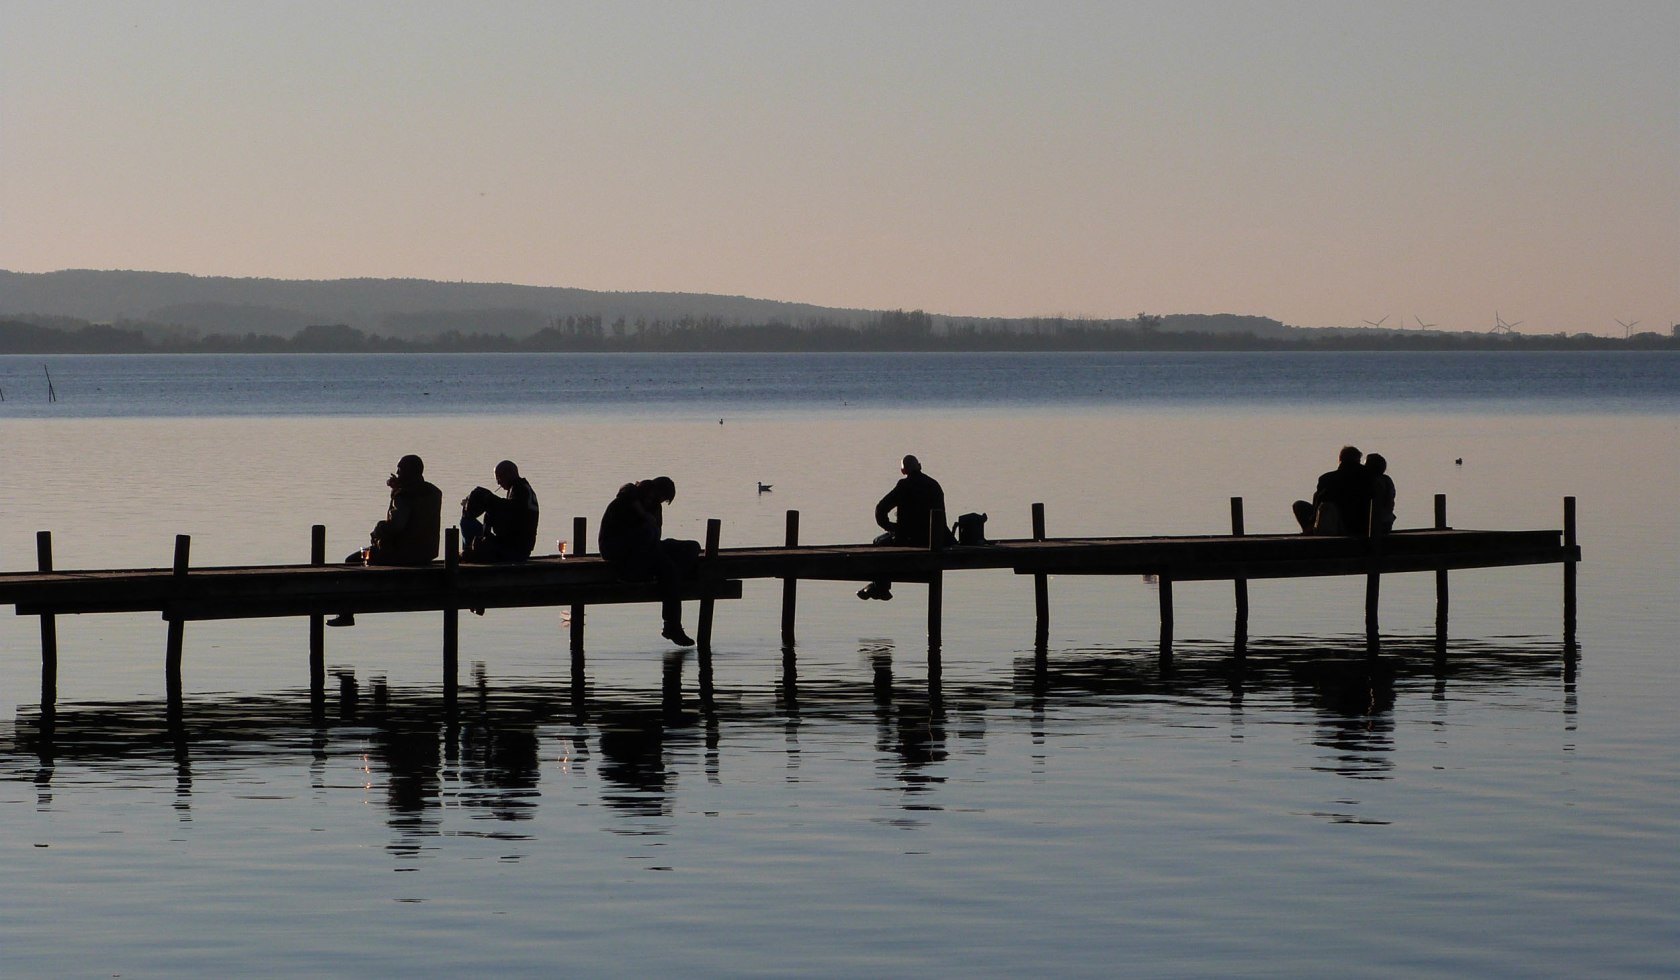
[0,495,1580,711]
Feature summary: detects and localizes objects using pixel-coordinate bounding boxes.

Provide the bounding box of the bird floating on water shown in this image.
[1455,458,1463,466]
[757,482,773,493]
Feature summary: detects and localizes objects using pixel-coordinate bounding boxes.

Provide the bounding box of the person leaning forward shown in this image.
[461,460,539,563]
[598,476,701,646]
[327,453,443,627]
[858,454,952,602]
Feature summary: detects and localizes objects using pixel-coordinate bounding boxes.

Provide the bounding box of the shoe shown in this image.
[856,584,893,601]
[326,614,355,628]
[662,623,696,647]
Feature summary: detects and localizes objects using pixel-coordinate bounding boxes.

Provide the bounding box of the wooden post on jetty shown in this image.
[1230,497,1248,658]
[165,534,190,706]
[1365,505,1383,659]
[1158,571,1174,661]
[1563,496,1578,656]
[780,510,799,648]
[309,524,326,702]
[1031,503,1049,648]
[928,511,945,653]
[1434,494,1449,655]
[442,527,459,707]
[697,518,722,654]
[569,516,587,656]
[35,531,57,710]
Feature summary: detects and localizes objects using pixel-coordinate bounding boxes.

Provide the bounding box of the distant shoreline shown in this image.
[4,317,1676,355]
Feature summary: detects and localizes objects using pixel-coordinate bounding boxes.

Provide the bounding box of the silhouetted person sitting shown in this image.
[461,460,539,563]
[1292,445,1373,537]
[859,454,953,601]
[598,476,700,646]
[1366,452,1395,536]
[328,453,443,627]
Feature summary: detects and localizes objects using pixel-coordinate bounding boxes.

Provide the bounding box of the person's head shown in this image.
[901,454,922,475]
[646,476,676,504]
[393,454,425,486]
[494,460,519,489]
[1338,445,1362,466]
[1366,452,1387,475]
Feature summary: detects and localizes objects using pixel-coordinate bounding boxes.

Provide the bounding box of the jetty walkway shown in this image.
[0,496,1579,709]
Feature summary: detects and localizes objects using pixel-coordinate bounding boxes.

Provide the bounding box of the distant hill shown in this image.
[0,269,1291,340]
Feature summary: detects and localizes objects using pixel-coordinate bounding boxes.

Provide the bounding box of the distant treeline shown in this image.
[2,312,1677,354]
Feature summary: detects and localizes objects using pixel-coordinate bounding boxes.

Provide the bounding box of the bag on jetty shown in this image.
[954,512,989,545]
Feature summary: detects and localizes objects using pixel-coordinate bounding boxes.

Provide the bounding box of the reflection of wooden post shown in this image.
[443,528,459,706]
[1365,504,1382,659]
[1158,571,1174,660]
[166,534,190,705]
[1230,497,1247,657]
[697,519,722,654]
[1434,494,1449,655]
[36,531,57,710]
[569,516,587,655]
[1031,503,1049,647]
[1563,496,1578,653]
[780,510,799,648]
[309,524,326,698]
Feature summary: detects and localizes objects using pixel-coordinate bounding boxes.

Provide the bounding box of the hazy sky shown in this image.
[2,1,1675,333]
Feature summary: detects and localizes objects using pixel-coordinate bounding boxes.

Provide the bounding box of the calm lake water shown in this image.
[1,352,1676,977]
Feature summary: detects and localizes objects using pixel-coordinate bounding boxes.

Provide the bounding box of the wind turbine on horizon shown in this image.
[1362,315,1389,329]
[1414,316,1436,330]
[1490,312,1522,335]
[1615,318,1640,338]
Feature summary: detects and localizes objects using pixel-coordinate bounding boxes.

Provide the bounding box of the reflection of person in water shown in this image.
[598,477,700,646]
[596,711,672,820]
[461,460,539,563]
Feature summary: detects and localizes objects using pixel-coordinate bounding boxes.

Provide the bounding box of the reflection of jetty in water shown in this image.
[2,636,1573,852]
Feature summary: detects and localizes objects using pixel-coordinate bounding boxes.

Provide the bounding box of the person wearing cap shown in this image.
[858,454,952,601]
[328,454,443,627]
[460,460,540,563]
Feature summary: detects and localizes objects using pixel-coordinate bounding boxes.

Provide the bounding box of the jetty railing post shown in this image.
[1230,497,1248,658]
[1031,503,1049,648]
[309,524,326,702]
[443,527,459,707]
[165,534,190,706]
[928,511,945,653]
[569,516,587,656]
[1158,570,1174,661]
[35,531,57,711]
[1563,496,1578,656]
[1434,494,1449,655]
[697,518,722,654]
[1365,503,1382,659]
[780,510,799,648]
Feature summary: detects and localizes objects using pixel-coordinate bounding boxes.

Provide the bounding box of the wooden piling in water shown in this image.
[698,519,722,653]
[1230,497,1248,657]
[928,511,945,650]
[1031,503,1049,647]
[1563,496,1578,655]
[309,525,325,698]
[36,531,57,709]
[1158,571,1174,660]
[569,516,587,655]
[1434,494,1449,655]
[780,510,799,648]
[165,534,190,705]
[442,527,459,705]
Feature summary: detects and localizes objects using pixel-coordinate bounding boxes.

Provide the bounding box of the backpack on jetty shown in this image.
[953,512,989,546]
